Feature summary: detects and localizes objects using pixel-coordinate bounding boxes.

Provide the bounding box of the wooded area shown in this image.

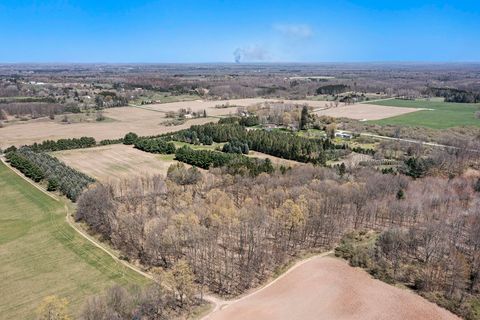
[7,147,95,201]
[75,163,480,320]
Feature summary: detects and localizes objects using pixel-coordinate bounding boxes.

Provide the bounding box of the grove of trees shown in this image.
[168,123,331,164]
[13,147,95,201]
[174,145,273,176]
[134,138,176,154]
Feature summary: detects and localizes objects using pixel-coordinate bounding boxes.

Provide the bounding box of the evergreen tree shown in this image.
[300,105,309,130]
[123,132,139,145]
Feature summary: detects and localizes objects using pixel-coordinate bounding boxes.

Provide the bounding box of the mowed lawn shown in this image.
[0,162,147,319]
[369,99,480,128]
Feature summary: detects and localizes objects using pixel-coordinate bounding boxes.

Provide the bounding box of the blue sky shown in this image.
[0,0,479,63]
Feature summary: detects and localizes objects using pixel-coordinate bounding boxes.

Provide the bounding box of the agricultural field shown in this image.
[0,107,214,149]
[0,161,147,319]
[369,99,480,128]
[313,102,422,120]
[207,256,459,320]
[0,98,331,149]
[131,93,200,105]
[53,144,179,182]
[136,98,331,116]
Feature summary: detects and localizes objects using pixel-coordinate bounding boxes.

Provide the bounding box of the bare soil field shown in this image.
[53,144,178,182]
[0,99,324,148]
[0,99,416,148]
[314,103,423,120]
[144,98,331,114]
[207,256,458,320]
[0,107,214,148]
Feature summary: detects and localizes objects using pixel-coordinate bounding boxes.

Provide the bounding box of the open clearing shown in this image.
[207,256,458,320]
[0,161,146,319]
[314,103,423,120]
[53,144,179,182]
[369,99,480,128]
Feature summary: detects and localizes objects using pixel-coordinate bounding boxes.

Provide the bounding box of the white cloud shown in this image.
[273,24,313,39]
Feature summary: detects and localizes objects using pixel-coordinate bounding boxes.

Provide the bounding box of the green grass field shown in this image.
[369,99,480,129]
[0,162,147,319]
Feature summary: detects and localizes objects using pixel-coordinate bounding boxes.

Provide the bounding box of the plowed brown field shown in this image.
[207,257,459,320]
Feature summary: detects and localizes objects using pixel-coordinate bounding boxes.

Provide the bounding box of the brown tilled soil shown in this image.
[314,103,422,120]
[0,99,418,148]
[0,108,215,148]
[0,99,330,148]
[53,144,178,182]
[207,257,459,320]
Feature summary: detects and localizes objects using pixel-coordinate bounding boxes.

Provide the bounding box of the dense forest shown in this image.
[174,145,274,175]
[167,123,332,164]
[75,161,480,319]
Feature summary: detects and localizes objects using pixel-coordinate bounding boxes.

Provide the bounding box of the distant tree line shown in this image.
[99,138,124,145]
[218,115,260,127]
[427,87,480,103]
[0,102,73,118]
